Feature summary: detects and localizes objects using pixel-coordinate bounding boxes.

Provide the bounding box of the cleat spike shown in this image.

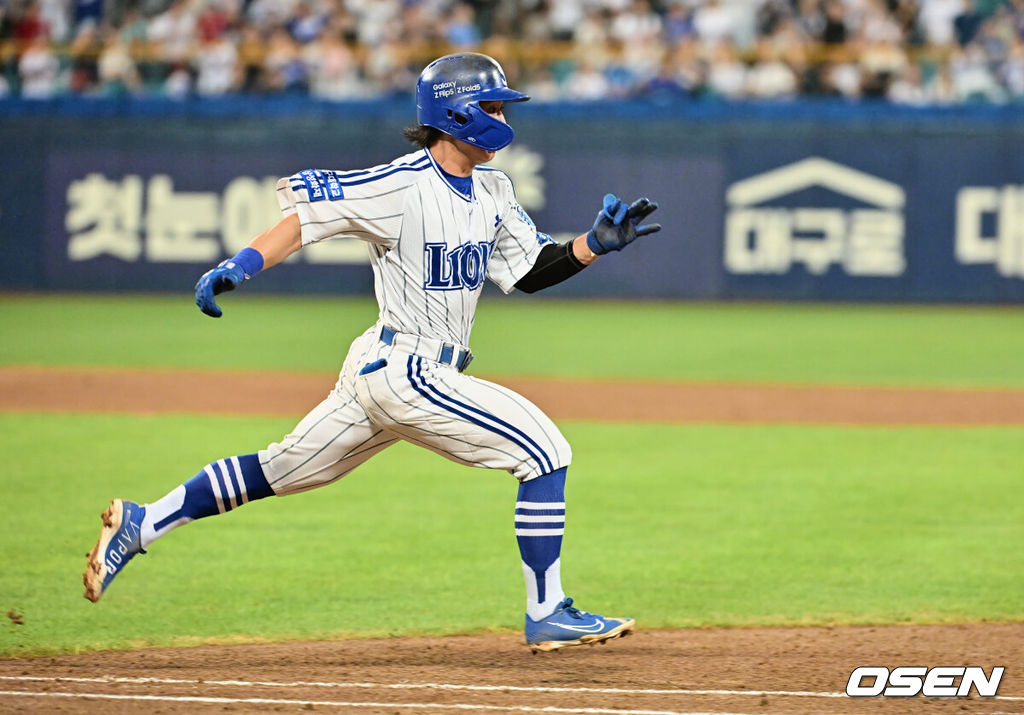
[83,499,145,603]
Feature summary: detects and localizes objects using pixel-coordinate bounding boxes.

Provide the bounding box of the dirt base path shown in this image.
[3,365,1024,424]
[1,624,1022,713]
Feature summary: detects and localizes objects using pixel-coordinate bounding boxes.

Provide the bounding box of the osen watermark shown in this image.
[846,666,1004,697]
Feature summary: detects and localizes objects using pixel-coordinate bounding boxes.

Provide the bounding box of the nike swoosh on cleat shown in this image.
[547,618,606,634]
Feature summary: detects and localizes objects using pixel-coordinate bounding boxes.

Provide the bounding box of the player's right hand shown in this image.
[586,193,661,255]
[194,260,246,318]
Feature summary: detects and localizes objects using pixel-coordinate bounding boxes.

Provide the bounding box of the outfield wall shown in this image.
[2,99,1022,301]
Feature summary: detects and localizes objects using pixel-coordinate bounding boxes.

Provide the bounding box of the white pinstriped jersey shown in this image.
[260,146,572,495]
[276,148,548,349]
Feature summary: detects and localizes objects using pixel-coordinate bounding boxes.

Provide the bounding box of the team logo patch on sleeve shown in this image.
[512,202,535,227]
[323,171,343,199]
[300,170,344,202]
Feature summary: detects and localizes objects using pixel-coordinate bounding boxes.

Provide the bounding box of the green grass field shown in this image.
[1,295,1022,656]
[2,294,1023,385]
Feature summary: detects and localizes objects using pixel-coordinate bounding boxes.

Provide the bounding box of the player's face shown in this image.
[479,100,506,123]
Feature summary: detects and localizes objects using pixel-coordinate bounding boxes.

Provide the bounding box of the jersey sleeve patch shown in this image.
[512,202,535,227]
[300,170,345,202]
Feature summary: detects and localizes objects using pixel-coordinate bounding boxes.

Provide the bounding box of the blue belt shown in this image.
[380,326,473,372]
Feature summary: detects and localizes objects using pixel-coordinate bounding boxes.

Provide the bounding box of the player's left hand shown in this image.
[586,194,661,255]
[194,260,246,318]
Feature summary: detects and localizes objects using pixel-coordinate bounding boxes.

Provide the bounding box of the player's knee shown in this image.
[516,434,571,482]
[543,429,572,473]
[552,434,572,471]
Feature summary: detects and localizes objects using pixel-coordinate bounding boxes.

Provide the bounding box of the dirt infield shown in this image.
[3,365,1024,424]
[1,625,1022,713]
[2,366,1022,713]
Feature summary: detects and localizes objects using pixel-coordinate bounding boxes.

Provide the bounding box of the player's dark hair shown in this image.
[403,125,443,148]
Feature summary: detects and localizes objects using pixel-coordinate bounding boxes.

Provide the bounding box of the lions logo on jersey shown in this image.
[424,242,493,291]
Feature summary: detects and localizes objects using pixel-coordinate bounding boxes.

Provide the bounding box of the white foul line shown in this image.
[0,675,844,698]
[0,675,1020,702]
[0,691,748,715]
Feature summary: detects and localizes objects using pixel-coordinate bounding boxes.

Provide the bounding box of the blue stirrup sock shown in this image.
[139,454,274,548]
[516,467,567,621]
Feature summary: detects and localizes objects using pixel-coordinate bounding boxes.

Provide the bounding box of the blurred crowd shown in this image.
[2,0,1024,104]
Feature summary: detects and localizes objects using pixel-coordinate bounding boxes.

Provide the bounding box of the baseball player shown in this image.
[83,53,661,653]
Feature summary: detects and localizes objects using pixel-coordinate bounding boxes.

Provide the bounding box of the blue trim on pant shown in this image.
[406,356,553,475]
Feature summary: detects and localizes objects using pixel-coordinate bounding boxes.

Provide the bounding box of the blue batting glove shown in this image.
[586,193,662,255]
[194,260,246,318]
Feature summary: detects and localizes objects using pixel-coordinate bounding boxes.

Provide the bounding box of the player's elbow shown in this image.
[515,281,542,294]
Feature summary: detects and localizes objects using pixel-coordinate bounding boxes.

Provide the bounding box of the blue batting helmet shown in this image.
[415,53,529,152]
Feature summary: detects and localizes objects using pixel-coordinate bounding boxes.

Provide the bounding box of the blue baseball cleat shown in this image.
[525,597,635,652]
[83,499,146,602]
